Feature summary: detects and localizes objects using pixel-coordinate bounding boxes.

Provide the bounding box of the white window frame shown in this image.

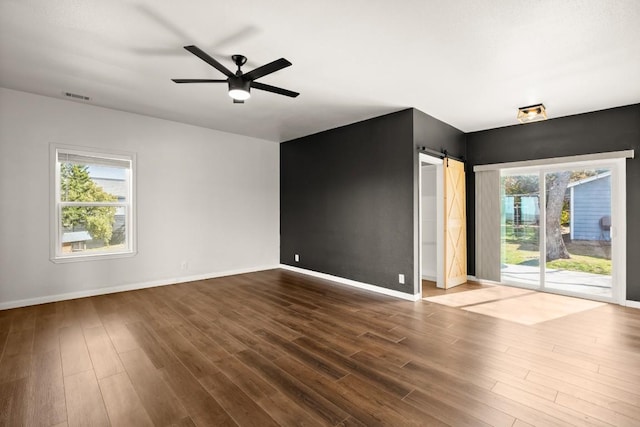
[50,144,136,262]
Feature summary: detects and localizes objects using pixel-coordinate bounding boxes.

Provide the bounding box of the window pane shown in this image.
[501,173,540,287]
[60,161,128,202]
[544,168,612,298]
[60,206,127,254]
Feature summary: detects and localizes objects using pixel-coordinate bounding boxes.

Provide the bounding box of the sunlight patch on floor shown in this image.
[423,286,533,307]
[425,286,606,325]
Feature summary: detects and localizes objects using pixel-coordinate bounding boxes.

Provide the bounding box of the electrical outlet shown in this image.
[398,274,405,284]
[180,261,189,270]
[294,254,300,262]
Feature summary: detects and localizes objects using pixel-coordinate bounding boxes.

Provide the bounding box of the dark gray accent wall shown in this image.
[281,109,415,293]
[413,109,466,159]
[466,104,640,301]
[280,108,465,295]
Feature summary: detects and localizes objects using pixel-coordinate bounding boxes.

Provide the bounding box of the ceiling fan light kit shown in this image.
[228,78,251,100]
[517,103,547,123]
[172,45,299,103]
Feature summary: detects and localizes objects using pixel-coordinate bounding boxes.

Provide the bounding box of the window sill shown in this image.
[50,250,137,263]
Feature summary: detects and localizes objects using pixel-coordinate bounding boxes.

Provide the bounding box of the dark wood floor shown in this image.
[1,269,640,426]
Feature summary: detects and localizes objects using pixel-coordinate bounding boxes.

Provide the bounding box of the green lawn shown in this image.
[502,224,611,275]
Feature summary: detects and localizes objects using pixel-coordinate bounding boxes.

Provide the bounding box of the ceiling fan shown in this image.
[172,45,299,103]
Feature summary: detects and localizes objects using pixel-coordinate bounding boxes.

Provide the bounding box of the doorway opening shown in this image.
[418,153,443,296]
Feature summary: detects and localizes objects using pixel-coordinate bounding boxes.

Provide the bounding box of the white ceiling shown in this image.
[1,0,639,142]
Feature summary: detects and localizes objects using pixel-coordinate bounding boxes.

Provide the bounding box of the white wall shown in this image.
[0,88,280,308]
[421,165,437,280]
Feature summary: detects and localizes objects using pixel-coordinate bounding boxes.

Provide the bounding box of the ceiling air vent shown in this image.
[63,91,91,101]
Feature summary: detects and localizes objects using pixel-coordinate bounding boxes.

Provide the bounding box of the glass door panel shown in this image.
[501,173,540,287]
[544,168,612,298]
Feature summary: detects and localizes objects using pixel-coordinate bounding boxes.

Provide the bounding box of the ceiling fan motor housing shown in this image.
[229,77,251,93]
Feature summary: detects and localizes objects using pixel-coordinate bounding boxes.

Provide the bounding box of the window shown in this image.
[51,145,135,261]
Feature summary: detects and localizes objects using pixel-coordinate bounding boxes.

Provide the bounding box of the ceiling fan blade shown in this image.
[172,79,227,83]
[243,58,291,81]
[252,82,299,98]
[183,45,234,77]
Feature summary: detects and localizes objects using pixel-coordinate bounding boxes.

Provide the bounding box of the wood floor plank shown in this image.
[491,381,613,427]
[598,364,640,386]
[275,353,445,426]
[0,327,34,383]
[255,328,348,380]
[59,326,93,377]
[293,336,414,399]
[73,298,103,330]
[184,313,248,354]
[125,321,176,369]
[525,370,640,421]
[84,325,125,379]
[118,348,189,426]
[159,359,238,426]
[555,392,639,427]
[351,350,517,427]
[26,349,67,426]
[98,371,154,427]
[33,313,62,355]
[0,377,28,426]
[199,370,280,427]
[338,374,450,426]
[404,388,513,427]
[236,348,349,425]
[171,319,231,363]
[155,326,217,378]
[0,328,9,361]
[9,306,37,331]
[102,316,139,354]
[63,370,110,427]
[212,355,278,401]
[274,314,361,356]
[216,316,285,361]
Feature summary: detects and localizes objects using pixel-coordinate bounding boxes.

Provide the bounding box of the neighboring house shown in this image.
[568,172,611,241]
[503,195,540,224]
[93,177,127,203]
[61,230,92,252]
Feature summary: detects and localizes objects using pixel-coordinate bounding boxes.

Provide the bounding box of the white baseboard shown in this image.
[625,300,640,309]
[0,265,279,310]
[280,264,420,301]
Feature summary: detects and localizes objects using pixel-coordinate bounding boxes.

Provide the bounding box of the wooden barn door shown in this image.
[444,158,467,288]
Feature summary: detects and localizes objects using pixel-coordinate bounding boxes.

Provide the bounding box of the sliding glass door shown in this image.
[500,161,618,301]
[500,172,541,288]
[544,168,612,298]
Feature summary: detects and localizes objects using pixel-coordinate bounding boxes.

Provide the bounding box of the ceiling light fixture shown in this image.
[517,103,547,124]
[228,77,251,101]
